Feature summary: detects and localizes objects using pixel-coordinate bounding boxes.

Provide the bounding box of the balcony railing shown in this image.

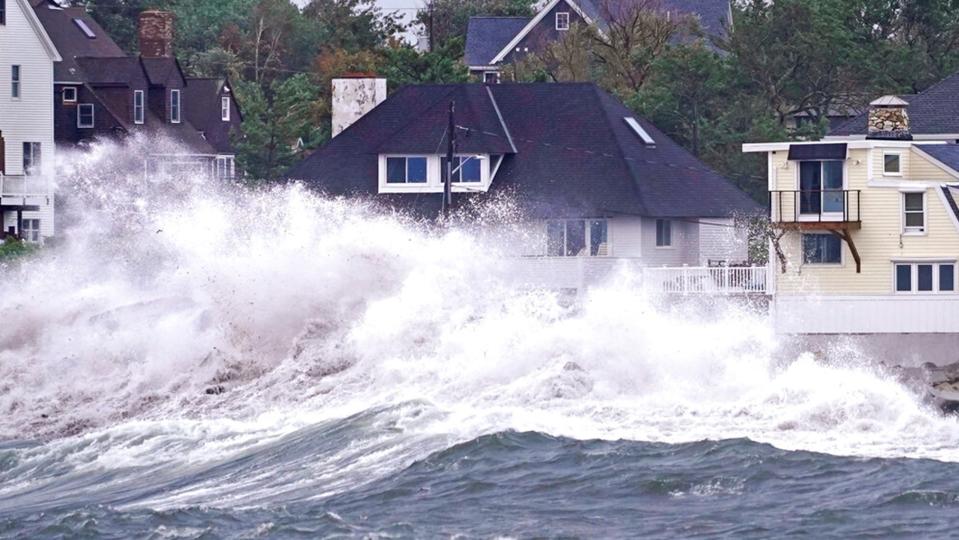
[770,189,861,225]
[0,174,50,197]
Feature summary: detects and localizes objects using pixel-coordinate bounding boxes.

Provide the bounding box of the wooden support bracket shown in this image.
[830,229,861,273]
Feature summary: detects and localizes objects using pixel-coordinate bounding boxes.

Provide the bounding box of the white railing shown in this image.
[504,257,768,295]
[0,174,50,197]
[642,265,768,295]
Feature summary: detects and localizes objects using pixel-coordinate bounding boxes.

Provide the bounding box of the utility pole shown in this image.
[428,0,434,53]
[442,100,455,220]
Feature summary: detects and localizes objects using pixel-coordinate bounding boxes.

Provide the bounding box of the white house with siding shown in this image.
[0,0,60,243]
[745,79,959,335]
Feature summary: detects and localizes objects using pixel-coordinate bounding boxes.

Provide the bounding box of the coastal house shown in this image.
[289,77,759,286]
[744,71,959,334]
[30,1,242,179]
[0,0,61,243]
[463,0,732,82]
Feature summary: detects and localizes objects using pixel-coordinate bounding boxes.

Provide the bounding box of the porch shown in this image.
[504,257,769,295]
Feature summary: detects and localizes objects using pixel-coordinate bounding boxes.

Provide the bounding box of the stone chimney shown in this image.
[138,11,175,58]
[332,74,387,137]
[867,95,911,140]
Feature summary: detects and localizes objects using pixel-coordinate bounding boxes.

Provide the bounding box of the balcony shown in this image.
[0,175,51,208]
[770,189,861,230]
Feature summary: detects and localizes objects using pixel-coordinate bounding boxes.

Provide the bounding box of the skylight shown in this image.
[73,18,96,39]
[624,117,655,145]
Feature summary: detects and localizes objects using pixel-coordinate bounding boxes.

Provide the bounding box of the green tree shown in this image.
[417,0,537,52]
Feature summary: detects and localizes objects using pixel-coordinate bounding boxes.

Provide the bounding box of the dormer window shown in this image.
[555,12,570,31]
[443,156,482,183]
[221,96,231,121]
[386,156,427,183]
[170,89,181,123]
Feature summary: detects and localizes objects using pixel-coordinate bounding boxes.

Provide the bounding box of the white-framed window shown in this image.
[62,86,77,103]
[883,151,902,175]
[133,90,145,124]
[655,219,672,247]
[386,156,428,184]
[215,156,235,180]
[221,96,231,121]
[483,71,501,84]
[22,142,40,175]
[895,262,956,293]
[555,11,570,30]
[77,103,95,128]
[547,219,609,257]
[442,155,482,183]
[170,89,181,123]
[21,219,40,243]
[902,191,925,234]
[802,233,842,264]
[11,65,20,99]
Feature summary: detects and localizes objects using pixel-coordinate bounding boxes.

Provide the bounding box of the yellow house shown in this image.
[744,93,959,334]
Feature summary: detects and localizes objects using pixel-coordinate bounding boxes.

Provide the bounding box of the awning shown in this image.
[787,143,847,161]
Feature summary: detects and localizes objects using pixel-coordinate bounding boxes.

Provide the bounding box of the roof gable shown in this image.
[33,0,121,81]
[464,17,532,67]
[15,0,62,62]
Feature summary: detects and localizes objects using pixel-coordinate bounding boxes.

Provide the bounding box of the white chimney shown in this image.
[332,74,387,137]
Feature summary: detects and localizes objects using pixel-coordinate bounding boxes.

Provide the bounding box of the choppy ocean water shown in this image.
[3,138,959,538]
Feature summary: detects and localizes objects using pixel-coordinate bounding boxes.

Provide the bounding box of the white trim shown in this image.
[14,0,62,61]
[743,140,947,153]
[892,261,957,294]
[170,89,181,123]
[377,154,492,194]
[882,150,903,176]
[221,96,231,121]
[936,185,959,233]
[489,0,595,64]
[486,86,516,153]
[624,117,655,145]
[868,179,933,189]
[911,145,959,180]
[62,86,77,103]
[77,103,94,128]
[555,11,570,30]
[133,89,144,125]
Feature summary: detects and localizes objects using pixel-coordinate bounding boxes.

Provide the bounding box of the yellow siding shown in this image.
[771,146,959,295]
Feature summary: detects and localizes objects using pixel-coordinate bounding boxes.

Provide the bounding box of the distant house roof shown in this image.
[288,82,758,219]
[464,17,532,67]
[465,0,731,68]
[831,72,959,137]
[31,0,123,82]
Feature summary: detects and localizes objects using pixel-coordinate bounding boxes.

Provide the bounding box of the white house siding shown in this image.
[608,217,642,257]
[0,0,58,240]
[698,218,749,265]
[640,217,700,266]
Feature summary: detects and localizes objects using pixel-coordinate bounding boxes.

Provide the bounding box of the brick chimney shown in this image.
[332,73,387,137]
[138,11,175,58]
[867,95,911,140]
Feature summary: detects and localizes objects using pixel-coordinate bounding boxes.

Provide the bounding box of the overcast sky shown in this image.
[292,0,426,43]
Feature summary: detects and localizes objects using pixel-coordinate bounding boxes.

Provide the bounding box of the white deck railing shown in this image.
[0,175,50,197]
[504,257,768,295]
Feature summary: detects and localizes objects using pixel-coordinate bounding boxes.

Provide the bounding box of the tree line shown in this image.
[80,0,959,199]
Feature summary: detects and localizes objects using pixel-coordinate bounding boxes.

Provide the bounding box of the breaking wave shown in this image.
[2,137,959,536]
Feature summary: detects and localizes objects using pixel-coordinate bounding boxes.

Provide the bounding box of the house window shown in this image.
[22,142,40,175]
[884,152,902,175]
[655,219,672,247]
[170,89,181,123]
[903,192,925,233]
[386,156,427,183]
[799,160,844,214]
[133,90,144,124]
[215,156,235,180]
[556,12,570,30]
[77,104,95,128]
[442,156,481,183]
[62,86,77,103]
[483,71,500,84]
[21,219,40,243]
[0,0,6,26]
[221,96,231,121]
[895,262,955,293]
[11,65,20,99]
[802,233,842,264]
[546,219,609,257]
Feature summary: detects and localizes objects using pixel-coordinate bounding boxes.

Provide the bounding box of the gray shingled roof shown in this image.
[288,83,759,220]
[464,17,532,66]
[917,145,959,173]
[32,0,125,82]
[831,72,959,136]
[578,0,731,38]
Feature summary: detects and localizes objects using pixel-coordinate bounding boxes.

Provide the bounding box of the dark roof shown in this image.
[32,0,126,82]
[831,73,959,136]
[141,57,185,87]
[74,56,144,85]
[464,17,532,66]
[917,145,959,173]
[942,185,959,224]
[578,0,731,38]
[183,78,239,154]
[288,82,758,219]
